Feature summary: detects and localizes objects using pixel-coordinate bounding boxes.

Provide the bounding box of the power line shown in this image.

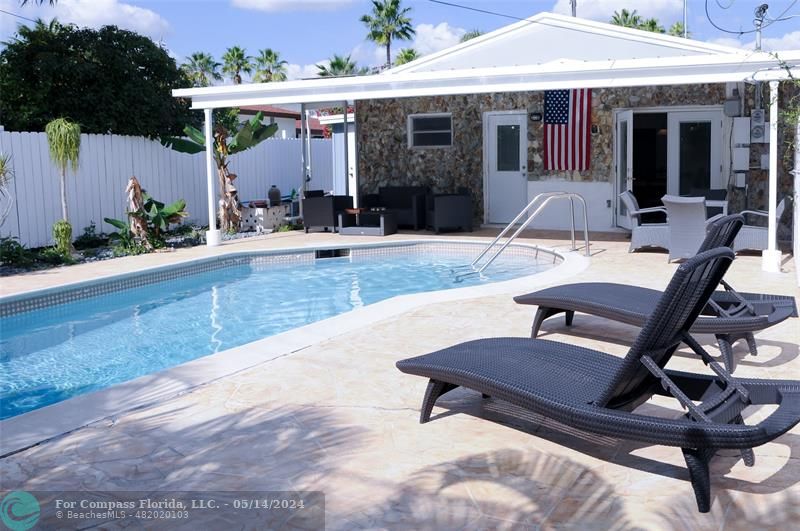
[0,8,39,24]
[704,0,798,35]
[427,0,528,22]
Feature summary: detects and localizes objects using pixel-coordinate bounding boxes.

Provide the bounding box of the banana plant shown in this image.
[161,111,278,232]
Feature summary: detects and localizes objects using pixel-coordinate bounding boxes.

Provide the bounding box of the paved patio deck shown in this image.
[1,229,798,530]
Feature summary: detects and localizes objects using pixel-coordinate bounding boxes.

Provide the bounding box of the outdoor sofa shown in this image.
[514,215,796,372]
[302,190,353,233]
[362,186,428,230]
[397,246,800,513]
[425,189,473,233]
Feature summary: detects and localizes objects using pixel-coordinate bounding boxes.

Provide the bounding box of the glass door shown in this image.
[667,111,723,196]
[615,110,634,229]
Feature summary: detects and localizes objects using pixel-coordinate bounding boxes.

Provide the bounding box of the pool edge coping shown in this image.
[0,239,589,457]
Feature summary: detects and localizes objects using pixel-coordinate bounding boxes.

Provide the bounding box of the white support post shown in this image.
[305,109,313,188]
[762,81,781,272]
[342,100,349,199]
[793,117,800,286]
[204,108,221,247]
[299,104,306,218]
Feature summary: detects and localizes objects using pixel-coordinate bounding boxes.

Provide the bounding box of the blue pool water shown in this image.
[0,248,554,419]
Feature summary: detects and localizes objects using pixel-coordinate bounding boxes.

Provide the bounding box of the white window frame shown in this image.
[407,112,453,149]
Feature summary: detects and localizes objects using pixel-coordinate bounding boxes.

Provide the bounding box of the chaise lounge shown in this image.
[397,247,800,513]
[514,215,796,372]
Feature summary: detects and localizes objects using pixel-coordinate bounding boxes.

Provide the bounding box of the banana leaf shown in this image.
[103,217,128,231]
[184,125,206,146]
[159,136,205,154]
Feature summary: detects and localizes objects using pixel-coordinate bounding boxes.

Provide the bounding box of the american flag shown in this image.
[543,88,592,171]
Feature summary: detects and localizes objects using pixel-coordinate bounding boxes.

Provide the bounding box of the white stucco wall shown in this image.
[524,180,615,232]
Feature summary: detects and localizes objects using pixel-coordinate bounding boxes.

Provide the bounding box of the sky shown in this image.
[1,0,799,80]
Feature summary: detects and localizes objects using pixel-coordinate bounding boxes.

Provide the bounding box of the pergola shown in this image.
[173,50,800,273]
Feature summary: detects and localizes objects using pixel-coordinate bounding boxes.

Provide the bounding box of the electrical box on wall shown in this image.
[733,148,749,171]
[750,109,769,143]
[735,172,747,188]
[733,117,750,145]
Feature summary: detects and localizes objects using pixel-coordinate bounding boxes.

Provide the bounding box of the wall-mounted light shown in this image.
[529,112,543,122]
[590,124,599,135]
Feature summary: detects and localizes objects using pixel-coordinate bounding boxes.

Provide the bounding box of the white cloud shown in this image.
[1,0,169,41]
[286,62,323,80]
[708,30,800,52]
[231,0,357,12]
[551,0,682,22]
[411,22,466,56]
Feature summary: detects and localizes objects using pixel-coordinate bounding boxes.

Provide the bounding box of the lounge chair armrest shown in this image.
[739,209,768,217]
[704,213,725,225]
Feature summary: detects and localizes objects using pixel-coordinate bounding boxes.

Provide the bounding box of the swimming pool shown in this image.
[0,242,558,419]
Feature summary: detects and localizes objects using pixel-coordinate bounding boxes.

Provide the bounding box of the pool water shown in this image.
[0,250,553,419]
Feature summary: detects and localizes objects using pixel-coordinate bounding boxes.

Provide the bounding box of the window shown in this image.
[407,113,452,148]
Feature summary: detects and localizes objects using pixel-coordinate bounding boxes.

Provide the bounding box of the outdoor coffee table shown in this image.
[338,210,397,236]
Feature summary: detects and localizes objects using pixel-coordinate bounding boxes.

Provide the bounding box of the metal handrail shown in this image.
[461,192,590,277]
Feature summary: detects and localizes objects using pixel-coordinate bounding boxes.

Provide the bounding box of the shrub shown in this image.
[0,237,34,267]
[52,220,73,257]
[73,221,109,250]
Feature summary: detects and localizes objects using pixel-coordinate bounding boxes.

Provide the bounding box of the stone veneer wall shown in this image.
[356,83,796,235]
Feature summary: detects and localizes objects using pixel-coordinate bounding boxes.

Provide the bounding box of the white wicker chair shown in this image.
[661,195,724,262]
[733,198,786,252]
[618,191,669,253]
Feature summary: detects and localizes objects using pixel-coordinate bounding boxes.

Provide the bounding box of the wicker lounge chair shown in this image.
[396,248,800,513]
[514,215,796,372]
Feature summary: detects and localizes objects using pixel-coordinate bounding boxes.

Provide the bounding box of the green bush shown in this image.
[0,237,34,267]
[36,247,75,265]
[52,220,73,256]
[73,221,109,250]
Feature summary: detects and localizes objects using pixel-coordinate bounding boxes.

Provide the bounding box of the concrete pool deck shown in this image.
[1,229,799,530]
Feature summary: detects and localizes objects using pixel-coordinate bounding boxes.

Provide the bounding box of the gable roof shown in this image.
[390,12,747,75]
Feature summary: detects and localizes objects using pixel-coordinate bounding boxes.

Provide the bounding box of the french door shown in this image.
[615,110,634,229]
[667,111,723,195]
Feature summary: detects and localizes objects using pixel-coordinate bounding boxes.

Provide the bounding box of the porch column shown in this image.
[342,100,350,200]
[762,80,781,272]
[299,104,306,218]
[204,108,221,247]
[305,109,313,187]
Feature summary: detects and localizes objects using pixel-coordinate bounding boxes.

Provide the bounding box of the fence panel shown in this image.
[0,131,333,248]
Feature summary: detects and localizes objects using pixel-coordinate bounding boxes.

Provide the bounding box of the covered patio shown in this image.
[174,27,800,274]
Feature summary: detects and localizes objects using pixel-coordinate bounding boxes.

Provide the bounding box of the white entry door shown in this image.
[615,110,634,229]
[667,111,723,195]
[486,113,527,224]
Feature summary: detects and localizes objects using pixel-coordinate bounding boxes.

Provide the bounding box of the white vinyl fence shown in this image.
[0,131,333,248]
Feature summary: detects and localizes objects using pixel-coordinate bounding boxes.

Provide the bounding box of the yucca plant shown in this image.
[45,118,81,221]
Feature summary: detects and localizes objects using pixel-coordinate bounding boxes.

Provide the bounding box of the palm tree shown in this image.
[222,46,252,85]
[639,18,665,33]
[316,54,360,77]
[45,118,80,222]
[181,52,222,87]
[360,0,415,68]
[19,0,56,4]
[460,29,483,43]
[253,48,288,82]
[668,22,689,38]
[610,9,642,29]
[394,48,418,66]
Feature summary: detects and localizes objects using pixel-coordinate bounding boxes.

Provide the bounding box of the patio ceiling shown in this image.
[173,51,800,110]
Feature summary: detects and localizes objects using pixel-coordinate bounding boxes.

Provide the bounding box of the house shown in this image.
[239,105,325,139]
[173,12,799,273]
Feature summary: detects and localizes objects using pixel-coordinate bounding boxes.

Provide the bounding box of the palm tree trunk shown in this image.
[386,39,391,67]
[59,168,69,221]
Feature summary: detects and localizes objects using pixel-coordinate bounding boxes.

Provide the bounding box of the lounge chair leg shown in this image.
[565,310,574,327]
[715,335,736,373]
[531,307,563,338]
[420,379,458,424]
[682,447,715,513]
[732,415,756,467]
[744,332,758,357]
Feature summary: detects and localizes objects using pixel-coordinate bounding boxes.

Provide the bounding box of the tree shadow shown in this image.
[343,448,644,530]
[425,390,800,507]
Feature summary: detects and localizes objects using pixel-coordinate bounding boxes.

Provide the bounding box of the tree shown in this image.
[222,46,252,84]
[668,22,689,38]
[610,9,642,28]
[160,112,278,232]
[253,48,288,82]
[639,18,665,33]
[0,19,193,136]
[182,52,222,87]
[316,54,360,77]
[360,0,415,68]
[19,0,56,4]
[394,48,418,66]
[45,117,80,223]
[460,29,484,43]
